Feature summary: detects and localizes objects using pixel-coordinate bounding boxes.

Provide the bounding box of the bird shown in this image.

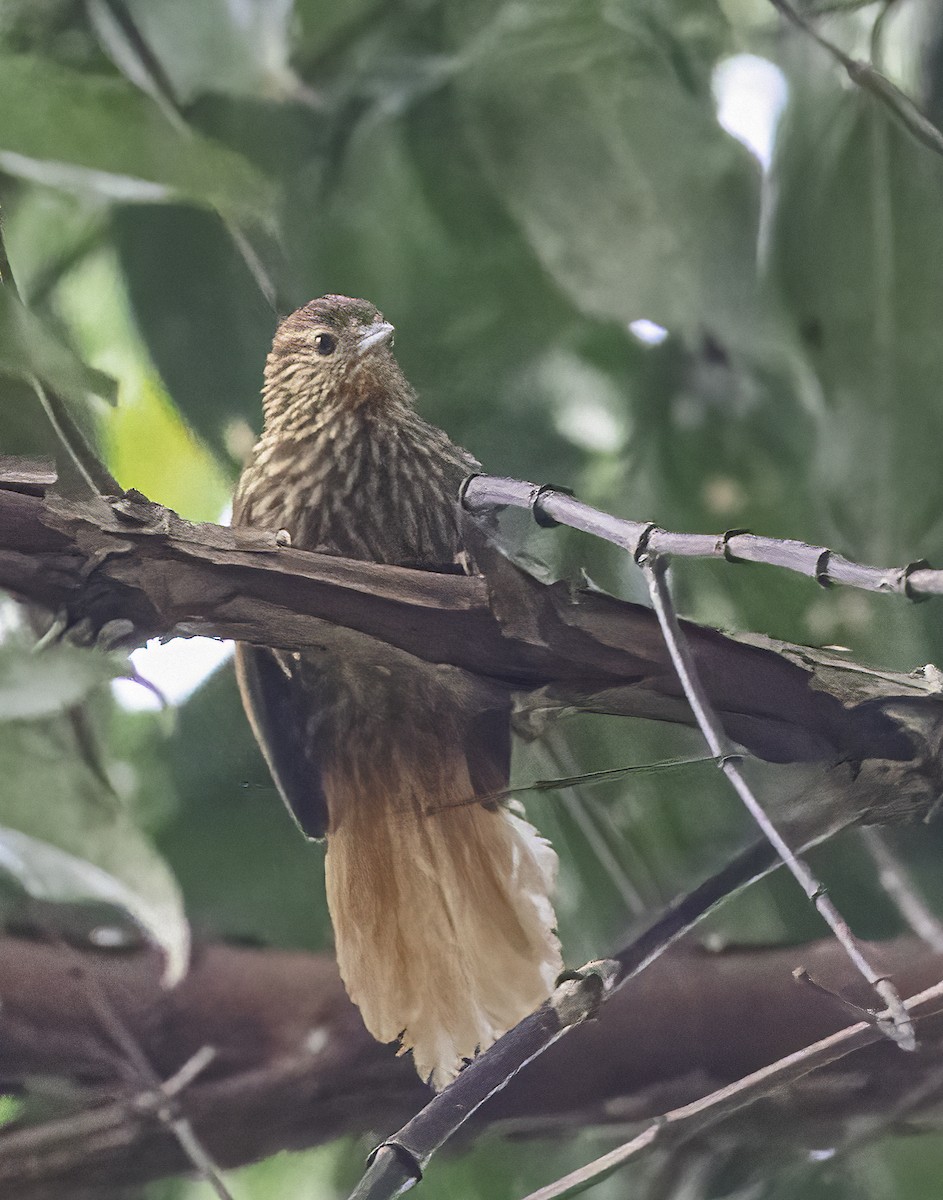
[232,295,562,1089]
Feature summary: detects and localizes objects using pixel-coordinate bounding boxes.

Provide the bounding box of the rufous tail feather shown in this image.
[324,755,561,1090]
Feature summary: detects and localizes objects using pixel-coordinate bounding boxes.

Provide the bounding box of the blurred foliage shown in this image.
[0,609,188,979]
[3,0,943,1196]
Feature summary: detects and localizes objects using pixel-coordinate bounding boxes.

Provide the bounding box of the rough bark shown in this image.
[2,931,943,1197]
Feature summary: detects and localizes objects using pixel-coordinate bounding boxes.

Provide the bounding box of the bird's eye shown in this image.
[313,333,336,356]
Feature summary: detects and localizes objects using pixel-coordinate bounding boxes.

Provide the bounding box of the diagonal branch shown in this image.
[638,550,913,1049]
[860,827,943,952]
[518,976,943,1200]
[767,0,943,159]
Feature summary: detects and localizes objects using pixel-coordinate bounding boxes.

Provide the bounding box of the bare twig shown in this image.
[460,475,943,600]
[517,978,943,1200]
[72,959,234,1200]
[429,754,717,812]
[347,963,619,1200]
[530,739,649,916]
[0,213,120,496]
[860,827,943,953]
[638,551,914,1050]
[34,383,121,496]
[767,0,943,158]
[162,1117,232,1200]
[793,966,882,1025]
[162,1046,219,1097]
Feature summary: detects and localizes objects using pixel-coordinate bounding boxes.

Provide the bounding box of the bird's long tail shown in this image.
[324,753,561,1090]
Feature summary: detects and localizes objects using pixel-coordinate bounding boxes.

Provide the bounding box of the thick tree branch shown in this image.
[2,468,941,784]
[3,930,943,1198]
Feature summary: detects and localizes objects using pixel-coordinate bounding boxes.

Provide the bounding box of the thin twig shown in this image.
[517,977,943,1200]
[165,1117,233,1200]
[71,959,234,1200]
[460,474,943,600]
[793,966,881,1025]
[0,212,120,496]
[860,827,943,953]
[638,551,914,1050]
[824,1061,943,1165]
[34,383,121,495]
[533,739,648,916]
[426,755,717,812]
[768,0,943,158]
[162,1045,219,1097]
[223,218,279,311]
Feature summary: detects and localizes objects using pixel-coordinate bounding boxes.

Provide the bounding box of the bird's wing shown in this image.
[235,643,330,839]
[464,704,512,801]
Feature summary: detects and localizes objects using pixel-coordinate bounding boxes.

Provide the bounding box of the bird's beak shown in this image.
[357,322,395,355]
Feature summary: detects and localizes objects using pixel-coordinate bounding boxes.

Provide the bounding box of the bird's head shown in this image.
[262,294,410,425]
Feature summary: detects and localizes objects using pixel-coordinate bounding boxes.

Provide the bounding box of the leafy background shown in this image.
[3,0,943,1196]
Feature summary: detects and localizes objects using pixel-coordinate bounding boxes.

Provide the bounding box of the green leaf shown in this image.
[294,0,384,62]
[0,185,107,308]
[448,0,773,349]
[112,203,276,461]
[770,81,943,559]
[94,0,298,104]
[52,243,235,517]
[0,638,123,720]
[0,54,275,222]
[0,826,185,969]
[0,285,117,404]
[0,642,189,980]
[152,666,330,951]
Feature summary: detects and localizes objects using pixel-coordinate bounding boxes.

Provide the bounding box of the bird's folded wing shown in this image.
[235,643,330,839]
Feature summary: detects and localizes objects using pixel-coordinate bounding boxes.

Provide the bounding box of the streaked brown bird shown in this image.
[233,295,561,1089]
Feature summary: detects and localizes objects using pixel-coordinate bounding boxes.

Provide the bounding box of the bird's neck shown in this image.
[259,373,412,441]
